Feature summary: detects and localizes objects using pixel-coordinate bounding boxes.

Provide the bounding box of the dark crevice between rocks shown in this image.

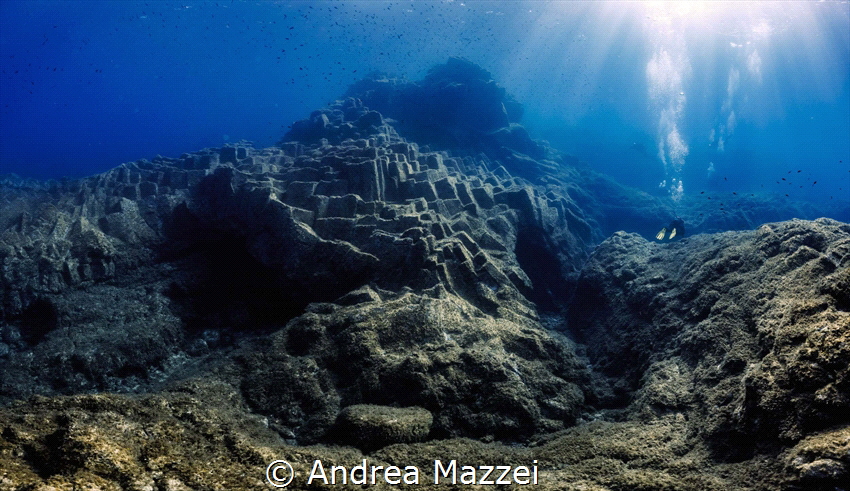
[515,225,571,313]
[565,280,637,412]
[10,423,68,479]
[16,297,59,346]
[160,209,311,349]
[163,235,308,339]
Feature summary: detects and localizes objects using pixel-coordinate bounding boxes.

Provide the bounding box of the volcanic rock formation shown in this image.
[0,58,848,490]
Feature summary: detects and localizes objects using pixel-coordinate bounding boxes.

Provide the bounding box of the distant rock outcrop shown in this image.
[339,57,556,182]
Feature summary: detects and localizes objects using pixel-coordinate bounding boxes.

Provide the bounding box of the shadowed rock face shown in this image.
[0,59,848,490]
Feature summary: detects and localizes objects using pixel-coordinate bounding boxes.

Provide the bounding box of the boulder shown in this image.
[334,404,433,451]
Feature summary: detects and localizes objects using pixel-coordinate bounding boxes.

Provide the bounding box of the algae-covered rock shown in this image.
[783,426,850,490]
[334,404,433,451]
[235,290,588,445]
[570,218,850,460]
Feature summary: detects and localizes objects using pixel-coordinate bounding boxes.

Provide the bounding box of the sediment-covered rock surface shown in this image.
[1,58,847,490]
[571,218,850,488]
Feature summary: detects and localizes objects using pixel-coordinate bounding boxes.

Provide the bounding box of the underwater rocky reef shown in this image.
[1,58,848,490]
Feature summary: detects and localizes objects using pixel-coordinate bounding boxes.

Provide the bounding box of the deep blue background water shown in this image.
[2,1,849,209]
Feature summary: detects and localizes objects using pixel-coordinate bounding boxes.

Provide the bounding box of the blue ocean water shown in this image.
[2,0,848,209]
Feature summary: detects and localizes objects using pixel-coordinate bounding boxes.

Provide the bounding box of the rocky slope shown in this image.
[1,58,848,490]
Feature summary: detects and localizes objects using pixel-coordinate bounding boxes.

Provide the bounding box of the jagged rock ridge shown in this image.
[1,64,600,445]
[0,58,848,490]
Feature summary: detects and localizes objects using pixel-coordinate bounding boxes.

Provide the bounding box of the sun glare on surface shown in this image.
[533,0,847,200]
